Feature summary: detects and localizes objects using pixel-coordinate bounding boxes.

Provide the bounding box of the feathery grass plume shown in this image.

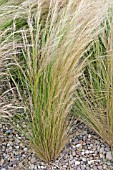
[0,0,67,31]
[73,15,113,148]
[1,0,113,162]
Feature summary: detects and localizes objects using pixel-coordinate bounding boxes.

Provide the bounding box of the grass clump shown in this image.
[1,0,113,162]
[73,16,113,148]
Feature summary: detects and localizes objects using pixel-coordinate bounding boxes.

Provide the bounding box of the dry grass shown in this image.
[1,0,113,162]
[73,15,113,148]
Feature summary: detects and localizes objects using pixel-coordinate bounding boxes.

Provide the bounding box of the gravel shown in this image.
[0,121,113,170]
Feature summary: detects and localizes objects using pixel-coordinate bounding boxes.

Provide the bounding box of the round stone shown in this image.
[106,152,112,160]
[15,146,20,149]
[82,157,87,162]
[76,144,82,148]
[85,150,90,154]
[75,161,80,166]
[31,157,36,163]
[30,164,35,169]
[81,166,85,170]
[88,134,91,138]
[9,146,13,150]
[88,160,95,165]
[100,147,104,153]
[93,166,98,170]
[23,147,28,152]
[100,153,104,159]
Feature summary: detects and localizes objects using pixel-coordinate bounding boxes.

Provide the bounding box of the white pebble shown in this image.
[88,160,100,165]
[88,160,95,164]
[82,158,87,162]
[72,145,76,149]
[15,146,19,149]
[41,165,46,169]
[85,150,90,154]
[75,161,80,166]
[24,147,28,151]
[76,144,82,148]
[100,147,104,153]
[89,150,94,154]
[7,143,10,147]
[88,134,91,138]
[81,151,85,155]
[100,153,104,159]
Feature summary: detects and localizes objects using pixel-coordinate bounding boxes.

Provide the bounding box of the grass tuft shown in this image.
[73,16,113,148]
[1,0,113,162]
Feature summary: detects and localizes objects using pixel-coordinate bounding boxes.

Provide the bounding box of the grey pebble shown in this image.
[106,152,112,160]
[93,166,98,170]
[106,161,112,166]
[31,157,36,163]
[82,157,87,162]
[86,166,90,170]
[100,147,104,153]
[81,166,85,170]
[70,159,75,165]
[1,122,113,170]
[30,164,35,169]
[104,147,110,152]
[9,146,13,150]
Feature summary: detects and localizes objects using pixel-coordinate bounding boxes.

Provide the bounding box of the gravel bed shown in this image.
[0,121,113,170]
